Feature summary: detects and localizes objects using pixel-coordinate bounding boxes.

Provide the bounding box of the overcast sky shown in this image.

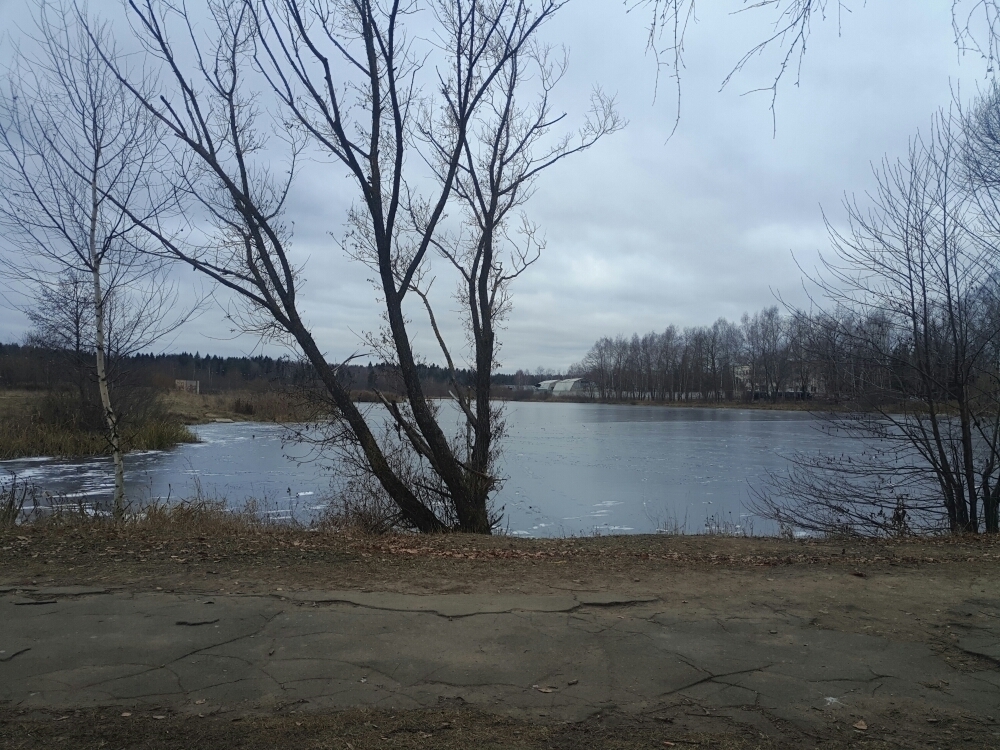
[0,0,986,371]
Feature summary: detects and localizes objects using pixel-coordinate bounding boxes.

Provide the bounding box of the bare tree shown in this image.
[638,1,1000,125]
[87,0,608,533]
[752,111,1000,535]
[0,2,187,518]
[408,25,622,524]
[23,270,93,403]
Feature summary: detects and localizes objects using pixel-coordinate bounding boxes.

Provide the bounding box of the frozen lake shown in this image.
[0,401,851,536]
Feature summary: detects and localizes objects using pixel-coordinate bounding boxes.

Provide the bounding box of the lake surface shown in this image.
[0,402,849,536]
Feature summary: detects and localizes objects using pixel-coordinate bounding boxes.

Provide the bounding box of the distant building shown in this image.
[534,377,593,396]
[175,379,200,394]
[552,377,586,394]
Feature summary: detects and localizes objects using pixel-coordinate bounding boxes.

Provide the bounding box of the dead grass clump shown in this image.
[0,419,197,459]
[124,420,198,451]
[164,388,323,423]
[228,390,317,422]
[316,472,409,536]
[14,492,277,540]
[0,387,197,459]
[0,416,112,458]
[317,493,403,536]
[134,499,263,535]
[0,474,35,527]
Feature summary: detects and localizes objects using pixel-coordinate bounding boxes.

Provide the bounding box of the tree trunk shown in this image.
[289,317,446,533]
[89,168,126,520]
[958,391,980,532]
[986,481,1000,534]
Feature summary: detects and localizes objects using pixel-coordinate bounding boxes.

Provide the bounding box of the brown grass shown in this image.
[162,388,321,424]
[4,499,998,595]
[0,414,196,460]
[0,420,198,459]
[0,388,199,459]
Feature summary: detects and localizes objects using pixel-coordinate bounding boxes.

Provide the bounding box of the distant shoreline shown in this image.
[494,395,830,412]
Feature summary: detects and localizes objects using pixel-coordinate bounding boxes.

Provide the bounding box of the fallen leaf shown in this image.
[853,720,868,730]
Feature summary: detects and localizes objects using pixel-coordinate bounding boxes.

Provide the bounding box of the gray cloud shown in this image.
[0,0,981,371]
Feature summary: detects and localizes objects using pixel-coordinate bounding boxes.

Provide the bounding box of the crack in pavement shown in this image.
[0,647,30,662]
[283,591,658,618]
[5,589,997,730]
[658,665,774,699]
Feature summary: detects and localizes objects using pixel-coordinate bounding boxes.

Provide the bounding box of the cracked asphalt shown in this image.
[3,531,1000,746]
[3,582,999,741]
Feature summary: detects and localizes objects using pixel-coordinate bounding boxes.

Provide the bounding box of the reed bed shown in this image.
[228,390,320,422]
[0,410,197,459]
[0,386,199,460]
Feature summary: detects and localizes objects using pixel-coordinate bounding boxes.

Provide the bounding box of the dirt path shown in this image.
[1,530,998,748]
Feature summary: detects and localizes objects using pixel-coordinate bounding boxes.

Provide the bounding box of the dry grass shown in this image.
[0,389,197,459]
[4,497,998,596]
[0,419,107,459]
[228,390,319,422]
[162,388,320,424]
[126,419,199,451]
[0,474,34,527]
[0,415,196,459]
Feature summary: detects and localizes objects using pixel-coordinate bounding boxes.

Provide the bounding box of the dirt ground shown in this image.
[0,705,959,750]
[1,528,998,749]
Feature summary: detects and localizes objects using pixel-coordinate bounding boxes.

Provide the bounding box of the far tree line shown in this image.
[572,307,812,403]
[0,342,517,398]
[572,297,1000,408]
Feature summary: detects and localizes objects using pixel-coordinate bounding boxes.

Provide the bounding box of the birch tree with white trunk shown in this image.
[0,2,182,518]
